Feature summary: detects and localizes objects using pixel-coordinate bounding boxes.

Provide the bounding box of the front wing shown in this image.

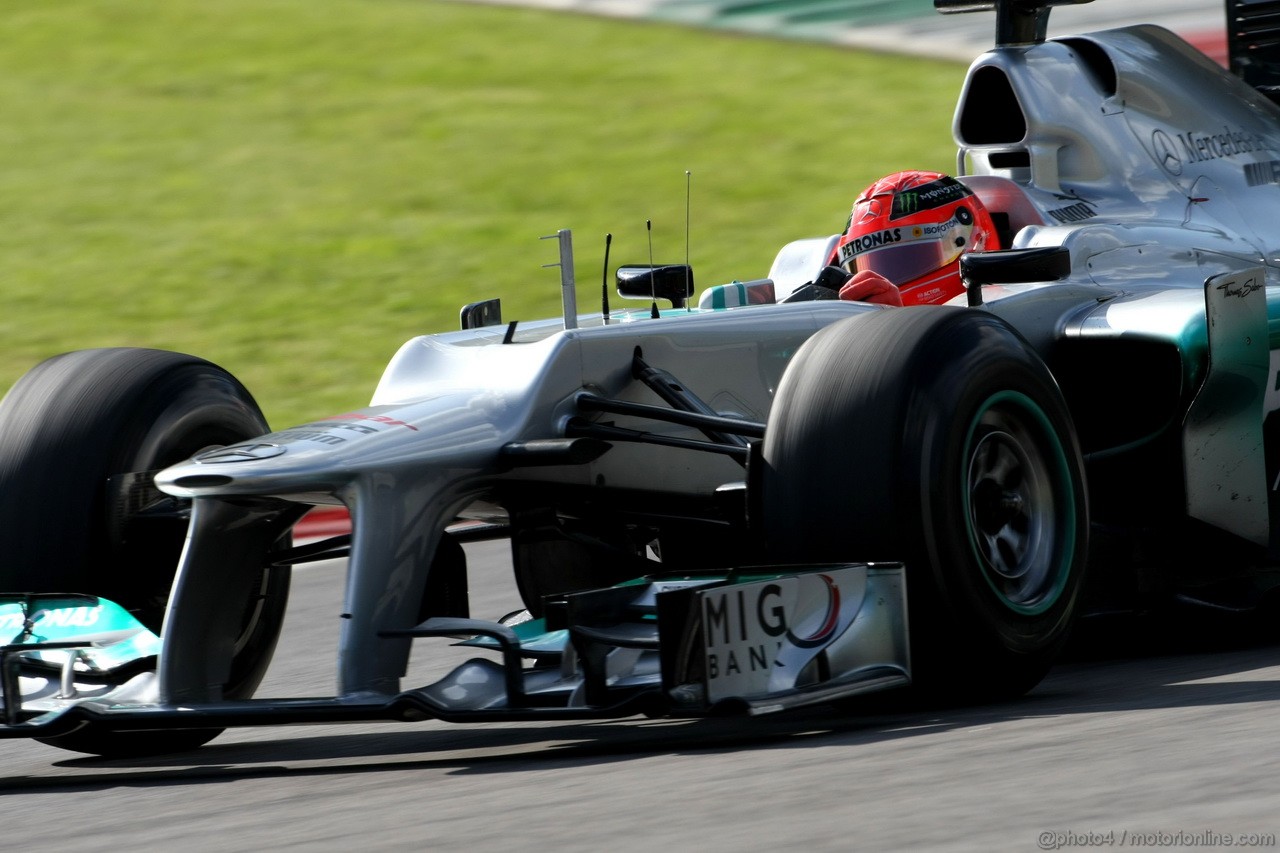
[0,564,908,740]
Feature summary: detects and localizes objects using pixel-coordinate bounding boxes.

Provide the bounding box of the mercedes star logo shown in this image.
[195,443,286,463]
[1151,129,1183,176]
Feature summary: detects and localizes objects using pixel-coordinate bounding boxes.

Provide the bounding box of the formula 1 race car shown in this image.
[3,0,1280,757]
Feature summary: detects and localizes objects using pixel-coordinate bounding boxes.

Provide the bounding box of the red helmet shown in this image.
[830,171,1000,305]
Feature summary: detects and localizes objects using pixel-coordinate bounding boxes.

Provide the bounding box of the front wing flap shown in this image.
[0,594,161,726]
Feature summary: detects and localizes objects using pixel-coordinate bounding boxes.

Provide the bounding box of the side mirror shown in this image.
[460,298,502,330]
[961,246,1071,306]
[616,264,695,309]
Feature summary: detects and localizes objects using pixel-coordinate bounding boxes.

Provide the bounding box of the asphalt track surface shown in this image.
[3,541,1279,851]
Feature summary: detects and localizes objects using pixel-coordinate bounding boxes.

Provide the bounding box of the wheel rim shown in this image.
[963,390,1076,615]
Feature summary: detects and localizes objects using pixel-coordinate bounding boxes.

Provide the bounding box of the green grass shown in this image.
[0,0,963,428]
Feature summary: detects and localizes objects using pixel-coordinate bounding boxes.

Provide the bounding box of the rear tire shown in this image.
[761,308,1089,701]
[0,348,290,755]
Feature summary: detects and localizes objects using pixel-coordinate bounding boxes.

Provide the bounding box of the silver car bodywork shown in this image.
[158,302,885,701]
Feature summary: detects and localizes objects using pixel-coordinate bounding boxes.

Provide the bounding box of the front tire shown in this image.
[0,348,290,755]
[761,308,1088,700]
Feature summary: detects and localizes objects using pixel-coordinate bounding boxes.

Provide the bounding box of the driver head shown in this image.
[831,171,1000,305]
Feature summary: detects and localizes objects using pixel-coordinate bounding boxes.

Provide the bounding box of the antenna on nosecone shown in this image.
[684,170,692,312]
[646,219,659,319]
[601,232,612,323]
[541,228,577,331]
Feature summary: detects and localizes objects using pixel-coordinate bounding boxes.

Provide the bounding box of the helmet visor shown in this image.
[842,239,958,284]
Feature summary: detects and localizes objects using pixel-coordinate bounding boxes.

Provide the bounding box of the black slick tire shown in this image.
[761,308,1089,701]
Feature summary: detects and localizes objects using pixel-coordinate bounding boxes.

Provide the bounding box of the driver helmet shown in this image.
[829,170,1000,305]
